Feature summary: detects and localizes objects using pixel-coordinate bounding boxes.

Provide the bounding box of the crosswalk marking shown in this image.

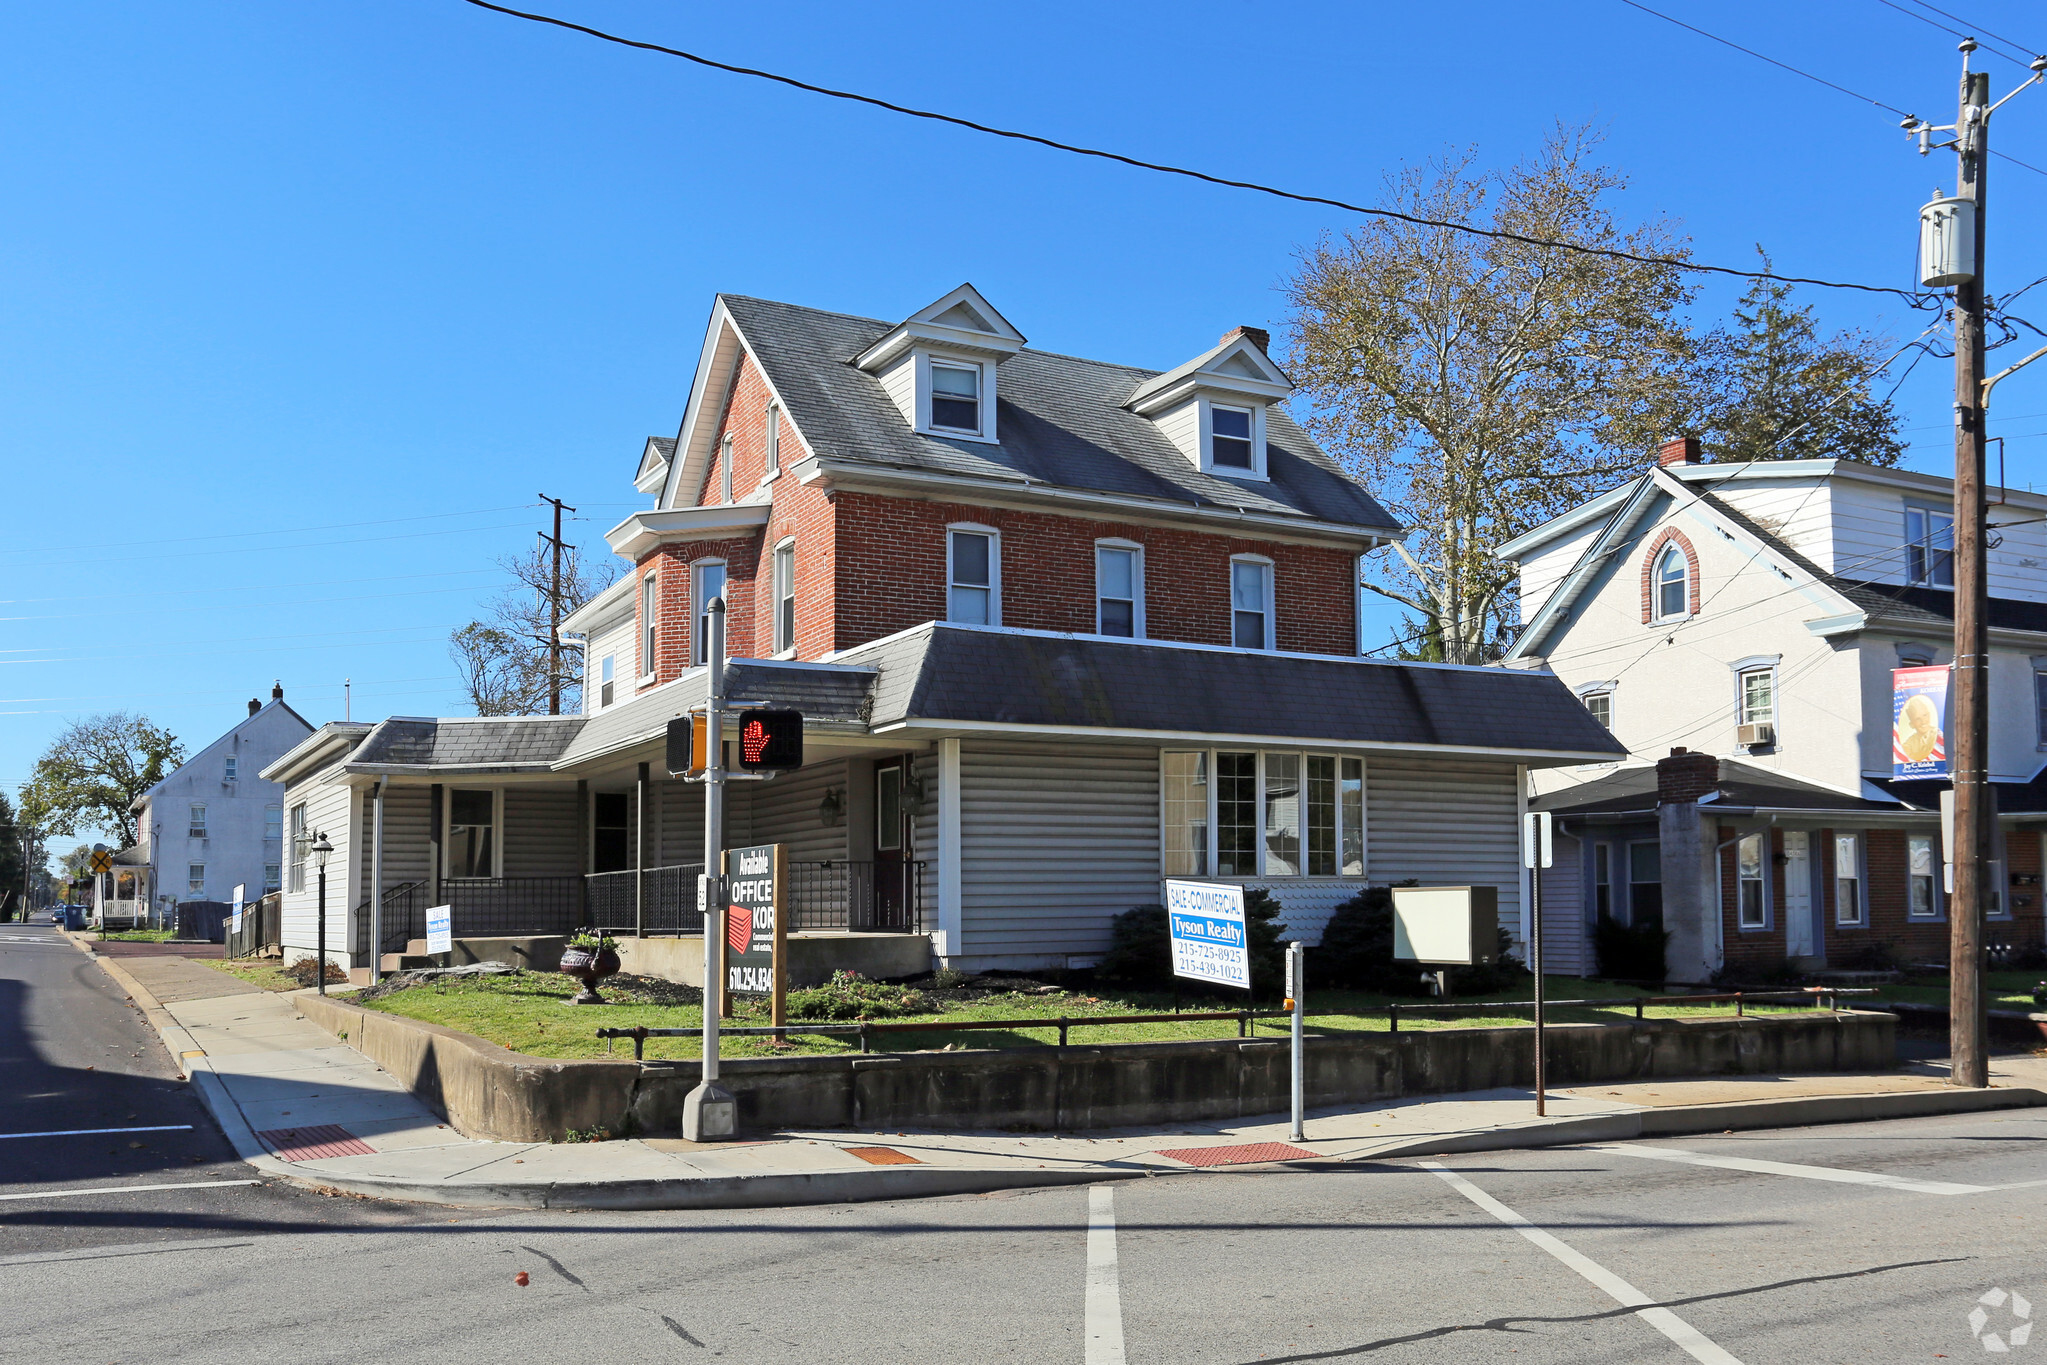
[1591,1143,1992,1196]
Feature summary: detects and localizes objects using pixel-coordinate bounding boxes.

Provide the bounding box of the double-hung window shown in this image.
[188,864,205,895]
[693,561,726,666]
[1231,558,1273,650]
[264,862,281,893]
[930,363,981,434]
[288,805,307,892]
[1654,546,1689,620]
[188,803,207,838]
[224,755,238,782]
[1593,845,1612,919]
[641,574,658,677]
[1628,842,1663,927]
[1906,506,1955,588]
[1583,690,1613,729]
[1737,833,1767,928]
[763,401,781,475]
[448,790,496,879]
[1834,833,1864,926]
[598,654,615,709]
[773,540,796,654]
[1908,834,1940,917]
[265,805,282,842]
[1096,543,1140,637]
[2035,666,2047,748]
[1209,405,1254,469]
[1164,749,1365,879]
[948,528,998,625]
[1739,668,1775,730]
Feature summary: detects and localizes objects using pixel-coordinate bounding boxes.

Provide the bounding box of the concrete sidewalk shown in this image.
[69,936,2047,1211]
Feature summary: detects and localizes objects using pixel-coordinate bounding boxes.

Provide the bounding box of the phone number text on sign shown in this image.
[1165,879,1250,989]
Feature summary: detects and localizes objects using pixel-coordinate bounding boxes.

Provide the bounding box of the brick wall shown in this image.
[1639,526,1701,623]
[830,490,1360,655]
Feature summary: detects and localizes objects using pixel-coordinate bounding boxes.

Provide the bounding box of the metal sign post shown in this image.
[1285,941,1306,1143]
[683,598,738,1142]
[1523,811,1553,1117]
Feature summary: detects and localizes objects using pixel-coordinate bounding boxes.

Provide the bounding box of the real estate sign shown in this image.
[1892,665,1951,779]
[1165,879,1250,990]
[230,883,246,934]
[724,843,784,1009]
[425,904,453,957]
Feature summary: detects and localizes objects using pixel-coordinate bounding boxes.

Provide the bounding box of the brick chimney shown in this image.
[271,681,284,702]
[1221,325,1271,354]
[247,698,261,717]
[1656,436,1701,467]
[1656,746,1719,804]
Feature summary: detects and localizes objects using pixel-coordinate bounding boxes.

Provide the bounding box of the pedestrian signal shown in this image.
[737,709,803,771]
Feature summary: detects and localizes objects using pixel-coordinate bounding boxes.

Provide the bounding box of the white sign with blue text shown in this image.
[425,904,453,957]
[1165,879,1250,990]
[230,883,246,935]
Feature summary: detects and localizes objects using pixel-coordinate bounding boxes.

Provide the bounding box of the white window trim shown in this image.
[288,803,308,893]
[1200,397,1268,480]
[640,572,659,681]
[1230,554,1276,652]
[1094,538,1145,639]
[1159,748,1368,881]
[1735,831,1770,931]
[2032,655,2047,750]
[917,353,999,444]
[946,523,1002,626]
[692,558,729,667]
[1906,832,1944,921]
[1580,688,1615,730]
[763,400,781,477]
[719,434,735,504]
[443,786,504,880]
[1651,544,1692,624]
[1833,831,1866,928]
[772,536,797,657]
[1904,501,1956,588]
[1735,663,1778,729]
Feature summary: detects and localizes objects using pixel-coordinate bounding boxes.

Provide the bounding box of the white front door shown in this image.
[1782,831,1814,957]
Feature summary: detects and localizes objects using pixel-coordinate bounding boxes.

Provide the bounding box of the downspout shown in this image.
[370,776,387,985]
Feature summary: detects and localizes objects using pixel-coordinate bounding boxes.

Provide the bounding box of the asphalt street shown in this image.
[7,916,2046,1362]
[0,918,473,1259]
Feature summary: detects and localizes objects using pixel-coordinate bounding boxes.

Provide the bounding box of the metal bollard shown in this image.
[1389,1003,1400,1034]
[1057,1018,1069,1048]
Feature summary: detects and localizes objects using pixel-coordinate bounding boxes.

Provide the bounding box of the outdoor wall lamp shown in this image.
[817,787,845,828]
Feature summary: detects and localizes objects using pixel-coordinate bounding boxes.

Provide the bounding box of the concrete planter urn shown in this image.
[560,944,622,1005]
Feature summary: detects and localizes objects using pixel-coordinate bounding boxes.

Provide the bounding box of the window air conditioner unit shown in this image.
[1737,722,1775,747]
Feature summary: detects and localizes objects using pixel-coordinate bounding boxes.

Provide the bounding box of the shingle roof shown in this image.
[551,662,876,770]
[345,716,588,772]
[1535,759,1916,817]
[838,625,1627,759]
[721,295,1399,534]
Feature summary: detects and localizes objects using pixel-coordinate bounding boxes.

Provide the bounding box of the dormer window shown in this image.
[1210,405,1254,470]
[926,361,984,436]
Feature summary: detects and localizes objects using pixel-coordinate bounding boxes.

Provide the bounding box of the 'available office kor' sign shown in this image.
[724,843,782,997]
[1165,879,1250,990]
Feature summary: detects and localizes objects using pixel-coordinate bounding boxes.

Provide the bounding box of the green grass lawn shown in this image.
[198,958,305,993]
[355,971,1825,1062]
[98,928,178,942]
[1870,971,2046,1013]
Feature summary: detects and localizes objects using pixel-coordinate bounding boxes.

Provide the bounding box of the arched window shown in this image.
[1656,545,1689,620]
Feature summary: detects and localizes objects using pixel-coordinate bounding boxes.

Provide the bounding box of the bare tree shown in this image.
[449,541,618,716]
[1284,126,1696,663]
[21,714,186,847]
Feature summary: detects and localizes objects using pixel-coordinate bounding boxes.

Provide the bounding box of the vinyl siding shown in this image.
[878,353,916,429]
[1153,398,1200,469]
[955,740,1159,962]
[1715,476,1836,570]
[1537,832,1592,977]
[503,787,580,876]
[585,620,636,715]
[280,765,358,963]
[657,779,702,866]
[1366,755,1524,943]
[744,759,851,864]
[1517,520,1603,621]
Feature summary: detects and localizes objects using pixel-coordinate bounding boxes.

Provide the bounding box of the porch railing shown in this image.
[356,876,585,958]
[587,864,707,936]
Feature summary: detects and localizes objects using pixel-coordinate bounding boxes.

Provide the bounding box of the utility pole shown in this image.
[1907,42,2047,1088]
[538,494,575,716]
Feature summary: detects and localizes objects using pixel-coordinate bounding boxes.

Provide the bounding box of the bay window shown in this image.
[1164,749,1365,879]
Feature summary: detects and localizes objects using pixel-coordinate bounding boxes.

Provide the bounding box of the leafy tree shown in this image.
[1285,125,1696,664]
[1689,253,1905,465]
[21,715,184,848]
[0,792,23,916]
[449,540,618,716]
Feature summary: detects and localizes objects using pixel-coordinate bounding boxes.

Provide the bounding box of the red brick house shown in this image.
[267,285,1622,977]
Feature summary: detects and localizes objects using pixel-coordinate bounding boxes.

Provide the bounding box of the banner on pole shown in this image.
[1892,666,1951,779]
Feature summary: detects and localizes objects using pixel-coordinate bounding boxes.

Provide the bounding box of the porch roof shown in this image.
[841,623,1628,761]
[550,659,878,769]
[342,715,589,775]
[1536,760,1921,820]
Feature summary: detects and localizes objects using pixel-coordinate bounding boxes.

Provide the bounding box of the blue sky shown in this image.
[3,0,2044,841]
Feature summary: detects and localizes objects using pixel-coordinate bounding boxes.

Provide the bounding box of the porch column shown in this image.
[576,779,589,929]
[428,783,442,908]
[1657,749,1721,984]
[937,738,962,961]
[369,776,387,984]
[635,761,648,939]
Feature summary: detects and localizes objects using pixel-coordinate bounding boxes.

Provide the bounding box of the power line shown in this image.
[0,502,544,559]
[1889,0,2043,66]
[456,0,1926,301]
[1620,0,2047,178]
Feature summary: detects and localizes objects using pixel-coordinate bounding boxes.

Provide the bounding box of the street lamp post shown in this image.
[312,833,333,995]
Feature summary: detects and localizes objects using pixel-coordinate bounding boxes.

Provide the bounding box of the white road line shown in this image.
[0,1125,194,1141]
[1591,1143,1991,1196]
[1423,1162,1743,1365]
[1085,1185,1127,1365]
[0,1180,260,1202]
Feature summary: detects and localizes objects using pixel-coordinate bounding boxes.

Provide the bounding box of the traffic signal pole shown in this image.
[682,596,738,1141]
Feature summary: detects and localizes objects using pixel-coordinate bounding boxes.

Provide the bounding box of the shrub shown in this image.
[567,929,619,952]
[1315,882,1524,996]
[1592,914,1669,982]
[284,957,348,987]
[785,970,929,1021]
[1094,890,1289,997]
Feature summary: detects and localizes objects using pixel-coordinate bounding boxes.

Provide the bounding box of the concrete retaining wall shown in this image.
[615,932,931,989]
[297,995,1897,1143]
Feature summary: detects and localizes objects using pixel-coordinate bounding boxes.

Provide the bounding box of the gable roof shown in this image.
[1533,759,1915,818]
[132,696,318,809]
[681,294,1399,539]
